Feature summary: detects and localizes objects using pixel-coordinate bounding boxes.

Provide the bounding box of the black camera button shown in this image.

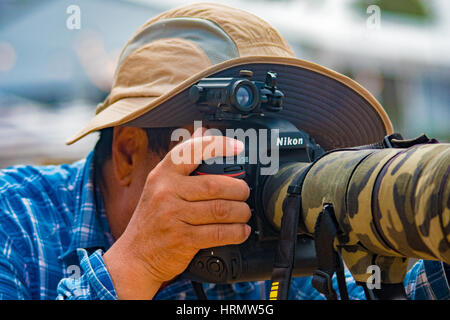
[207,258,223,274]
[196,260,205,269]
[223,165,243,173]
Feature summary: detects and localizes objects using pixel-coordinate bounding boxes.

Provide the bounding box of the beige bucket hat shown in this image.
[66,2,393,151]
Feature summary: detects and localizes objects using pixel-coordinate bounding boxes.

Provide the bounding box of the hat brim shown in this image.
[66,56,392,151]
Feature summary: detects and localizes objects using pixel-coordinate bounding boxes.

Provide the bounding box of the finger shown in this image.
[192,126,207,138]
[161,135,244,176]
[175,174,250,201]
[187,223,251,249]
[179,200,251,225]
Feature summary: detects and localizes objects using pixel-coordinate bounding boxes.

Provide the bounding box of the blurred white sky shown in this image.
[127,0,450,71]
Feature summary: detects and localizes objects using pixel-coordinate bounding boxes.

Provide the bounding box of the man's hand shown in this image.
[103,135,251,299]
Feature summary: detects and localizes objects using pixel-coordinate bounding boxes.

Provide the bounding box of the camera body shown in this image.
[182,70,323,283]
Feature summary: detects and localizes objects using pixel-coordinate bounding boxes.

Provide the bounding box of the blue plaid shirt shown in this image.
[0,152,448,300]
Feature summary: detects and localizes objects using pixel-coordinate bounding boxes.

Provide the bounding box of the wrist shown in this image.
[103,237,163,300]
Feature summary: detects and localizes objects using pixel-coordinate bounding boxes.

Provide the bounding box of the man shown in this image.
[0,3,448,300]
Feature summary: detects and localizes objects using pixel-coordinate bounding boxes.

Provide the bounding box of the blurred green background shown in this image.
[0,0,449,167]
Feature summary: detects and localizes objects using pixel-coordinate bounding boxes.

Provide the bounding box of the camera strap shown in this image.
[191,281,208,300]
[350,133,438,150]
[311,204,349,300]
[269,166,311,300]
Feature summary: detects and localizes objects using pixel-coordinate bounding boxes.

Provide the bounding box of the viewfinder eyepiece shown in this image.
[189,69,284,119]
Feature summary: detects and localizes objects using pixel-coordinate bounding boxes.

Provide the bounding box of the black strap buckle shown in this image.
[312,269,337,299]
[383,133,438,149]
[383,133,403,148]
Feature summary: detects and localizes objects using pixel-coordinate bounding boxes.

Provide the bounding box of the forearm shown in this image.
[102,237,163,300]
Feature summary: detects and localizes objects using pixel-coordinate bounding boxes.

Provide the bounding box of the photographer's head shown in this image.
[73,2,299,239]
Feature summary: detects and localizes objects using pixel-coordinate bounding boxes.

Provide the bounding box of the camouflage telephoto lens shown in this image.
[299,143,450,284]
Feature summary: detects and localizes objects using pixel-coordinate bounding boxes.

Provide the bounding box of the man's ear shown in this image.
[111,127,148,186]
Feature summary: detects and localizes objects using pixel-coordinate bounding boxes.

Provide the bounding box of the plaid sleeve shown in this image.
[56,249,118,300]
[404,260,450,300]
[0,245,31,300]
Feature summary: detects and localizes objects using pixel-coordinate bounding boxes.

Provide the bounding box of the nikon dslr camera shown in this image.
[183,70,323,283]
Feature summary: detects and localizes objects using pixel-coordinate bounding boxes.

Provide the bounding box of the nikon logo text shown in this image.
[276,136,303,147]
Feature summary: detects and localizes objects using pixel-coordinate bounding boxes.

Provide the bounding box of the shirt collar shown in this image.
[59,151,114,263]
